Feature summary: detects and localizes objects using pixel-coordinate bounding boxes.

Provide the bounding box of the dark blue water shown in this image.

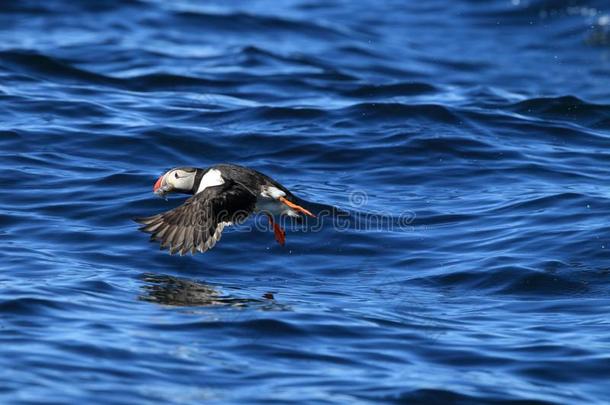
[2,0,610,403]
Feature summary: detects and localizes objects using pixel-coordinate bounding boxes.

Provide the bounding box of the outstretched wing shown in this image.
[135,180,256,255]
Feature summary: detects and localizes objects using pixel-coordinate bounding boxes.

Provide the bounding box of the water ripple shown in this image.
[1,0,610,403]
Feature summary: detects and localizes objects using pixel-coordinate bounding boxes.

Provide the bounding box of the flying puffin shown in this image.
[135,164,316,255]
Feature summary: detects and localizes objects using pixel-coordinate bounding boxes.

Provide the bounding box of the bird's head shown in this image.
[153,167,199,198]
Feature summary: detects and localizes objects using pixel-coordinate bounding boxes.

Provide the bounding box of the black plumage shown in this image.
[136,180,256,255]
[212,164,297,200]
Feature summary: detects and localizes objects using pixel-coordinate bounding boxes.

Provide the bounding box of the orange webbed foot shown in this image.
[266,214,286,246]
[273,222,286,246]
[278,196,315,218]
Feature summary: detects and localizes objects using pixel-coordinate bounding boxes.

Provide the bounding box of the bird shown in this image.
[135,163,316,255]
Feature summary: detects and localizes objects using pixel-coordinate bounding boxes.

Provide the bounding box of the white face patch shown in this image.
[170,169,195,191]
[160,168,196,195]
[197,168,225,193]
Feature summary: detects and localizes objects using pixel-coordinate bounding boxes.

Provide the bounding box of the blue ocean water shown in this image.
[2,0,610,403]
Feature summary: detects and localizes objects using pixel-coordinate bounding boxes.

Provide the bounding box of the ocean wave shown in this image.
[2,0,610,403]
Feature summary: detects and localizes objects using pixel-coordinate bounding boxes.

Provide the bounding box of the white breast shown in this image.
[196,169,225,193]
[255,186,298,217]
[260,185,286,199]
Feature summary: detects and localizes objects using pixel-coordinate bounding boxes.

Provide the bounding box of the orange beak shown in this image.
[153,175,164,193]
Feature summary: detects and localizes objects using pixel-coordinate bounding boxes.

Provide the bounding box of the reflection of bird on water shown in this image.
[139,274,276,307]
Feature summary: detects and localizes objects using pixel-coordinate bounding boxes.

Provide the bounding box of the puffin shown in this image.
[135,164,316,255]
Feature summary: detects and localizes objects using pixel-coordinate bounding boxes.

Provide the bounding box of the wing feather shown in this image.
[136,179,256,255]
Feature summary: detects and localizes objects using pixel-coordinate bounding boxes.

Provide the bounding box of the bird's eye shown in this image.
[174,172,179,178]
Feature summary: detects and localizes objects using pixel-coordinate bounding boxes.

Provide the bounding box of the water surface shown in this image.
[1,0,610,403]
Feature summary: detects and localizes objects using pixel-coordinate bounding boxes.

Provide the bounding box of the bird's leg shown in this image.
[266,213,286,246]
[278,197,316,217]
